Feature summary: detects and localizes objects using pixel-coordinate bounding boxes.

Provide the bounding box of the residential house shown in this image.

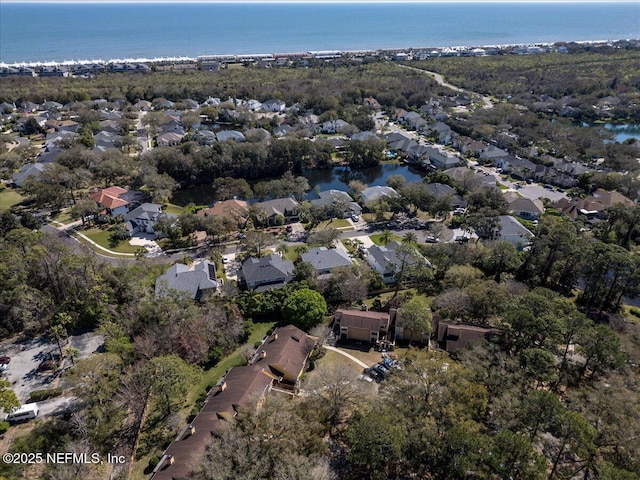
[321,119,349,134]
[197,199,249,227]
[350,131,378,142]
[479,145,509,162]
[89,186,140,216]
[555,188,634,220]
[301,247,352,275]
[155,260,219,299]
[360,186,399,206]
[196,129,217,145]
[254,197,301,224]
[496,215,534,248]
[334,307,395,344]
[506,195,544,220]
[241,254,294,291]
[425,183,467,209]
[494,156,536,180]
[423,146,461,170]
[123,203,166,236]
[133,100,152,111]
[310,189,362,218]
[156,131,185,147]
[425,122,453,144]
[12,163,46,187]
[216,130,246,142]
[444,166,497,189]
[151,325,316,480]
[261,99,286,113]
[366,241,430,284]
[435,321,502,353]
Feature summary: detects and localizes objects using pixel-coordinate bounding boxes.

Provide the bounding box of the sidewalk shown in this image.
[49,220,136,257]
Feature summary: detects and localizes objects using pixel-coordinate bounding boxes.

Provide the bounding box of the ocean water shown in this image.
[1,2,639,64]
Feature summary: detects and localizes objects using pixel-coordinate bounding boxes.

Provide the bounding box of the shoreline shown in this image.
[1,38,636,68]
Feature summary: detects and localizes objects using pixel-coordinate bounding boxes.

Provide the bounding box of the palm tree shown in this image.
[276,243,288,259]
[402,232,417,246]
[379,229,393,246]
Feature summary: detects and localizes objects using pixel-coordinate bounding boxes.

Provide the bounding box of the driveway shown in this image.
[129,233,163,257]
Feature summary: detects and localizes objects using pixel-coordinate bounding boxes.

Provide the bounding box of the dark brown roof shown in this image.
[436,322,502,352]
[151,325,316,480]
[334,309,391,331]
[254,325,316,383]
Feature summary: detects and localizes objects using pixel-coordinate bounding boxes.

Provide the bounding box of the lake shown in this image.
[171,163,425,206]
[577,122,640,143]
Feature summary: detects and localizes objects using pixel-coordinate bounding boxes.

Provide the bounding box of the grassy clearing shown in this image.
[364,288,434,310]
[163,203,184,215]
[81,227,142,254]
[0,186,24,211]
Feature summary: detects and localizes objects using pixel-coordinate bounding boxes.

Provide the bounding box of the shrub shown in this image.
[630,307,640,319]
[29,387,63,402]
[0,421,9,434]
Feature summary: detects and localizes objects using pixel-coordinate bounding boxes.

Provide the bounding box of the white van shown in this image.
[4,403,39,423]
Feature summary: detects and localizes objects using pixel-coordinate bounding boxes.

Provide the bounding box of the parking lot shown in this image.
[1,332,104,416]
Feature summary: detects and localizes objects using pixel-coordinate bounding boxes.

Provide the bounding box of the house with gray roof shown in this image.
[361,186,399,205]
[123,203,166,236]
[496,215,534,248]
[494,156,536,180]
[241,254,294,291]
[216,130,246,142]
[506,195,544,220]
[301,247,352,275]
[12,163,46,187]
[366,241,431,284]
[425,183,467,209]
[310,189,362,218]
[254,197,301,224]
[321,119,349,134]
[155,260,219,299]
[262,99,286,113]
[424,146,461,170]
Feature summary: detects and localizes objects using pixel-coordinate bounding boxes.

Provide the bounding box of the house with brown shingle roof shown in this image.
[197,199,249,227]
[435,321,502,353]
[555,188,634,220]
[89,186,141,216]
[151,325,316,480]
[334,307,396,345]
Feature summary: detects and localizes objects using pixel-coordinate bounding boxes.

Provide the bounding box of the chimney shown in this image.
[273,333,278,341]
[220,381,226,392]
[188,425,195,435]
[168,455,175,465]
[361,304,368,311]
[260,350,267,359]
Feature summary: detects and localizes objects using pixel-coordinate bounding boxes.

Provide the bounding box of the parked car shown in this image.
[424,236,438,243]
[363,367,380,380]
[351,214,360,222]
[372,363,390,377]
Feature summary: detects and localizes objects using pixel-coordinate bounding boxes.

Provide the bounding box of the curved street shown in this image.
[398,64,494,109]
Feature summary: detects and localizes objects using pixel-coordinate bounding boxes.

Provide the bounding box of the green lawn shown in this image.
[0,187,24,211]
[80,227,142,254]
[369,232,403,246]
[163,203,185,215]
[312,218,353,231]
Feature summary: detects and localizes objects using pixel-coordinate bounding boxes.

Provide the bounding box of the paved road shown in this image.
[398,64,494,109]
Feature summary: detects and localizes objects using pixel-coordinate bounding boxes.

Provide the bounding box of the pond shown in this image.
[170,163,426,206]
[576,122,640,143]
